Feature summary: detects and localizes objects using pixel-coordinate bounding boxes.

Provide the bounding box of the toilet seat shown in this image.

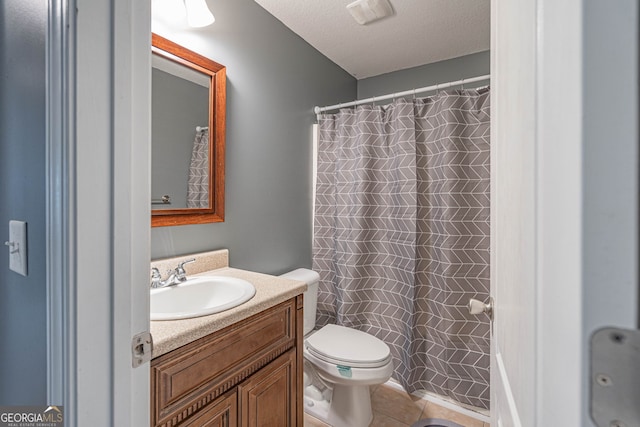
[305,324,391,368]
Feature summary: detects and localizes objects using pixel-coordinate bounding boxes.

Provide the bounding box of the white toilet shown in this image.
[280,268,393,427]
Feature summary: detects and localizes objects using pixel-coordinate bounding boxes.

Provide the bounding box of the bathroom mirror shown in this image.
[151,33,226,227]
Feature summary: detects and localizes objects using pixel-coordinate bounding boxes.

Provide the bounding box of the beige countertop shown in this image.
[150,266,306,358]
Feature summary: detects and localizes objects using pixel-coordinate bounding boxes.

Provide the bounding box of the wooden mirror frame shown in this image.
[151,33,226,227]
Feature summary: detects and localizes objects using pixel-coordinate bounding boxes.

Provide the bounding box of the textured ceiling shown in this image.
[253,0,490,79]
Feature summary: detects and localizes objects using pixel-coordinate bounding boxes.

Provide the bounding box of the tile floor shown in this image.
[304,383,490,427]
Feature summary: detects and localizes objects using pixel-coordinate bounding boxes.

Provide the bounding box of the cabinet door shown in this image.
[183,390,237,427]
[238,350,297,427]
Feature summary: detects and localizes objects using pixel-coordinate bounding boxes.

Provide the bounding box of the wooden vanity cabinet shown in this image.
[151,296,303,427]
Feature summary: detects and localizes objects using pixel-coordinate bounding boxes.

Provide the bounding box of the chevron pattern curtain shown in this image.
[313,89,491,409]
[186,128,209,208]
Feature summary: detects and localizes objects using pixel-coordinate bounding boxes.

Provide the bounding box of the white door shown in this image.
[490,0,537,424]
[490,1,638,426]
[47,0,151,425]
[107,1,152,425]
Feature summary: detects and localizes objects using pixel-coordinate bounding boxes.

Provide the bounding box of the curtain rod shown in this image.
[314,74,490,116]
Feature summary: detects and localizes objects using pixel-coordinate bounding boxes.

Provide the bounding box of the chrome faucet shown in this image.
[150,258,196,288]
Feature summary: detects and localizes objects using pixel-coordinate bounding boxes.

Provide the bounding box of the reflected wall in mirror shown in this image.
[152,54,209,210]
[151,33,226,227]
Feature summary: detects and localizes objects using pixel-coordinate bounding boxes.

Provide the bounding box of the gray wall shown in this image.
[0,0,48,404]
[357,50,490,99]
[151,0,356,274]
[152,68,209,209]
[582,1,638,424]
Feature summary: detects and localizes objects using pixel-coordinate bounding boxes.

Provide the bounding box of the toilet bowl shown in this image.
[280,269,394,427]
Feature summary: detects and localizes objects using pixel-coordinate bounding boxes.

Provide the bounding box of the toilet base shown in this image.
[303,375,374,427]
[327,384,373,427]
[303,391,331,422]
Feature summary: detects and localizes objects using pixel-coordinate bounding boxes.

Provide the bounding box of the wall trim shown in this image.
[46,0,77,423]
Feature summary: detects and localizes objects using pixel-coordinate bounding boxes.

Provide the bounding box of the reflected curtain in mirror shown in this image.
[187,128,210,208]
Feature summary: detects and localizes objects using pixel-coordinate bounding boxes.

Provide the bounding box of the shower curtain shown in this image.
[313,89,491,409]
[187,128,209,208]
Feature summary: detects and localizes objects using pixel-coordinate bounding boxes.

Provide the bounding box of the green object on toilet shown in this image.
[336,365,352,378]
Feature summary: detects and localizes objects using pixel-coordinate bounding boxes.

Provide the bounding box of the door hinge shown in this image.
[590,327,640,427]
[131,331,153,368]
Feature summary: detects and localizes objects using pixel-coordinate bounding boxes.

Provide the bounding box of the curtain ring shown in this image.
[412,88,417,99]
[461,78,465,90]
[372,95,376,106]
[435,83,439,94]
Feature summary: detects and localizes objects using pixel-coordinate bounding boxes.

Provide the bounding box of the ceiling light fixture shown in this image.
[152,0,186,22]
[347,0,394,25]
[184,0,215,28]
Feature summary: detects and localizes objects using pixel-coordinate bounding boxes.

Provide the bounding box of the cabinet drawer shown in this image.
[151,299,296,427]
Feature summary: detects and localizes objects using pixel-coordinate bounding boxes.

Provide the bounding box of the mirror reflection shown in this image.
[152,54,210,210]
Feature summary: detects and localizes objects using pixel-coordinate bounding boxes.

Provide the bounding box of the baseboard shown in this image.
[383,379,491,424]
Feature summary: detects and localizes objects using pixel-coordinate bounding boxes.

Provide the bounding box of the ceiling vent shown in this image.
[347,0,394,25]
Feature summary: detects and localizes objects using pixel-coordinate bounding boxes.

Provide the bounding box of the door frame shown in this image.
[534,0,584,424]
[46,0,151,425]
[491,0,638,426]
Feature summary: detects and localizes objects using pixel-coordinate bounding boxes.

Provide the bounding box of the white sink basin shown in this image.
[150,276,256,321]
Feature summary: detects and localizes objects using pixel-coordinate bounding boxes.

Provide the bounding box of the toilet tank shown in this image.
[279,268,320,335]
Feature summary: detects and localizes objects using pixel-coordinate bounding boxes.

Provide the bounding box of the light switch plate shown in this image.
[8,220,27,276]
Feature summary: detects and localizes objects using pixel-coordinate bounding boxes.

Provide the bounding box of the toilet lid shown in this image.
[305,324,391,368]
